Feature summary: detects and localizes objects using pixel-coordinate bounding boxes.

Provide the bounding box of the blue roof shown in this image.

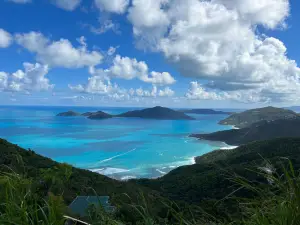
[69,196,114,217]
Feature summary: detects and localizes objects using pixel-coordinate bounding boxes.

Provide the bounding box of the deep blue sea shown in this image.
[0,105,234,180]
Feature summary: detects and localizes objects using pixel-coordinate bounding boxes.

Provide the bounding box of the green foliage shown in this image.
[219,106,299,128]
[0,171,66,225]
[192,118,300,145]
[1,137,300,224]
[232,160,300,225]
[135,138,300,219]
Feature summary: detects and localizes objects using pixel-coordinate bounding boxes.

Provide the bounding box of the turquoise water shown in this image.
[0,106,233,179]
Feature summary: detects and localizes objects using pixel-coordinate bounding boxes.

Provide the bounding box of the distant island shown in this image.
[191,118,300,146]
[86,111,113,120]
[179,108,232,115]
[219,106,299,128]
[57,106,195,121]
[56,111,82,117]
[118,106,195,120]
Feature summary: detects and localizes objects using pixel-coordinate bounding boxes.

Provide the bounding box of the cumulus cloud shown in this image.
[102,55,176,86]
[159,87,175,97]
[95,0,130,14]
[69,73,175,101]
[50,0,81,11]
[0,72,8,89]
[7,0,31,3]
[215,0,289,29]
[186,81,272,103]
[0,29,12,48]
[186,82,224,101]
[136,86,157,97]
[15,32,103,68]
[127,0,300,103]
[69,77,123,95]
[0,63,54,93]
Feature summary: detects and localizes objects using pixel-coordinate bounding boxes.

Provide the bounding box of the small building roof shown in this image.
[69,196,114,217]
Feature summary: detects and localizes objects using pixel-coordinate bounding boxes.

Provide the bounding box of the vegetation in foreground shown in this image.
[1,138,300,224]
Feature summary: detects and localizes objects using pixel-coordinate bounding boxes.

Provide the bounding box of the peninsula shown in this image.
[219,106,298,128]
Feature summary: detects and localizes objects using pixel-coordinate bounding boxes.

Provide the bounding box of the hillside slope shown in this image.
[134,138,300,205]
[219,106,298,128]
[191,118,300,145]
[0,139,156,205]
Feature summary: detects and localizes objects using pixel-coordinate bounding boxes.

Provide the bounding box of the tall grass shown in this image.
[1,159,300,224]
[0,171,66,225]
[231,159,300,225]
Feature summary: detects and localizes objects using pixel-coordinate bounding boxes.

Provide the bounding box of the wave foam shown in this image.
[156,169,167,175]
[97,148,137,164]
[121,176,137,180]
[220,146,238,150]
[90,167,129,175]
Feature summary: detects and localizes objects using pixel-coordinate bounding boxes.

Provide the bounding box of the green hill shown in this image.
[191,118,300,145]
[87,111,113,119]
[134,138,300,206]
[118,106,195,120]
[219,106,298,128]
[0,138,161,205]
[1,137,300,223]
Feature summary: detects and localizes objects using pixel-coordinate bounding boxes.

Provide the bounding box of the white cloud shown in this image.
[159,87,174,97]
[69,77,121,95]
[7,0,31,3]
[0,63,54,93]
[68,84,85,92]
[186,82,224,101]
[127,0,300,103]
[107,46,118,56]
[128,0,170,48]
[95,0,130,14]
[185,81,272,103]
[69,74,175,102]
[15,32,103,68]
[136,86,157,97]
[0,29,12,48]
[84,19,120,35]
[104,55,176,85]
[215,0,289,29]
[0,72,8,89]
[50,0,81,11]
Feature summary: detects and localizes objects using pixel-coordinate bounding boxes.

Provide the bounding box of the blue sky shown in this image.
[0,0,300,108]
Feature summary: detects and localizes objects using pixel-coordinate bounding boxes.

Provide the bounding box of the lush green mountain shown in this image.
[118,106,195,120]
[56,111,82,116]
[191,118,300,145]
[219,106,298,128]
[179,109,232,115]
[134,138,300,208]
[1,137,300,223]
[86,111,113,120]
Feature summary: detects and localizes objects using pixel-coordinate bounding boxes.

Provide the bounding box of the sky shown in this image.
[0,0,300,108]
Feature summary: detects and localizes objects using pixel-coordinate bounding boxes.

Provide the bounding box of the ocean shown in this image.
[0,105,234,180]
